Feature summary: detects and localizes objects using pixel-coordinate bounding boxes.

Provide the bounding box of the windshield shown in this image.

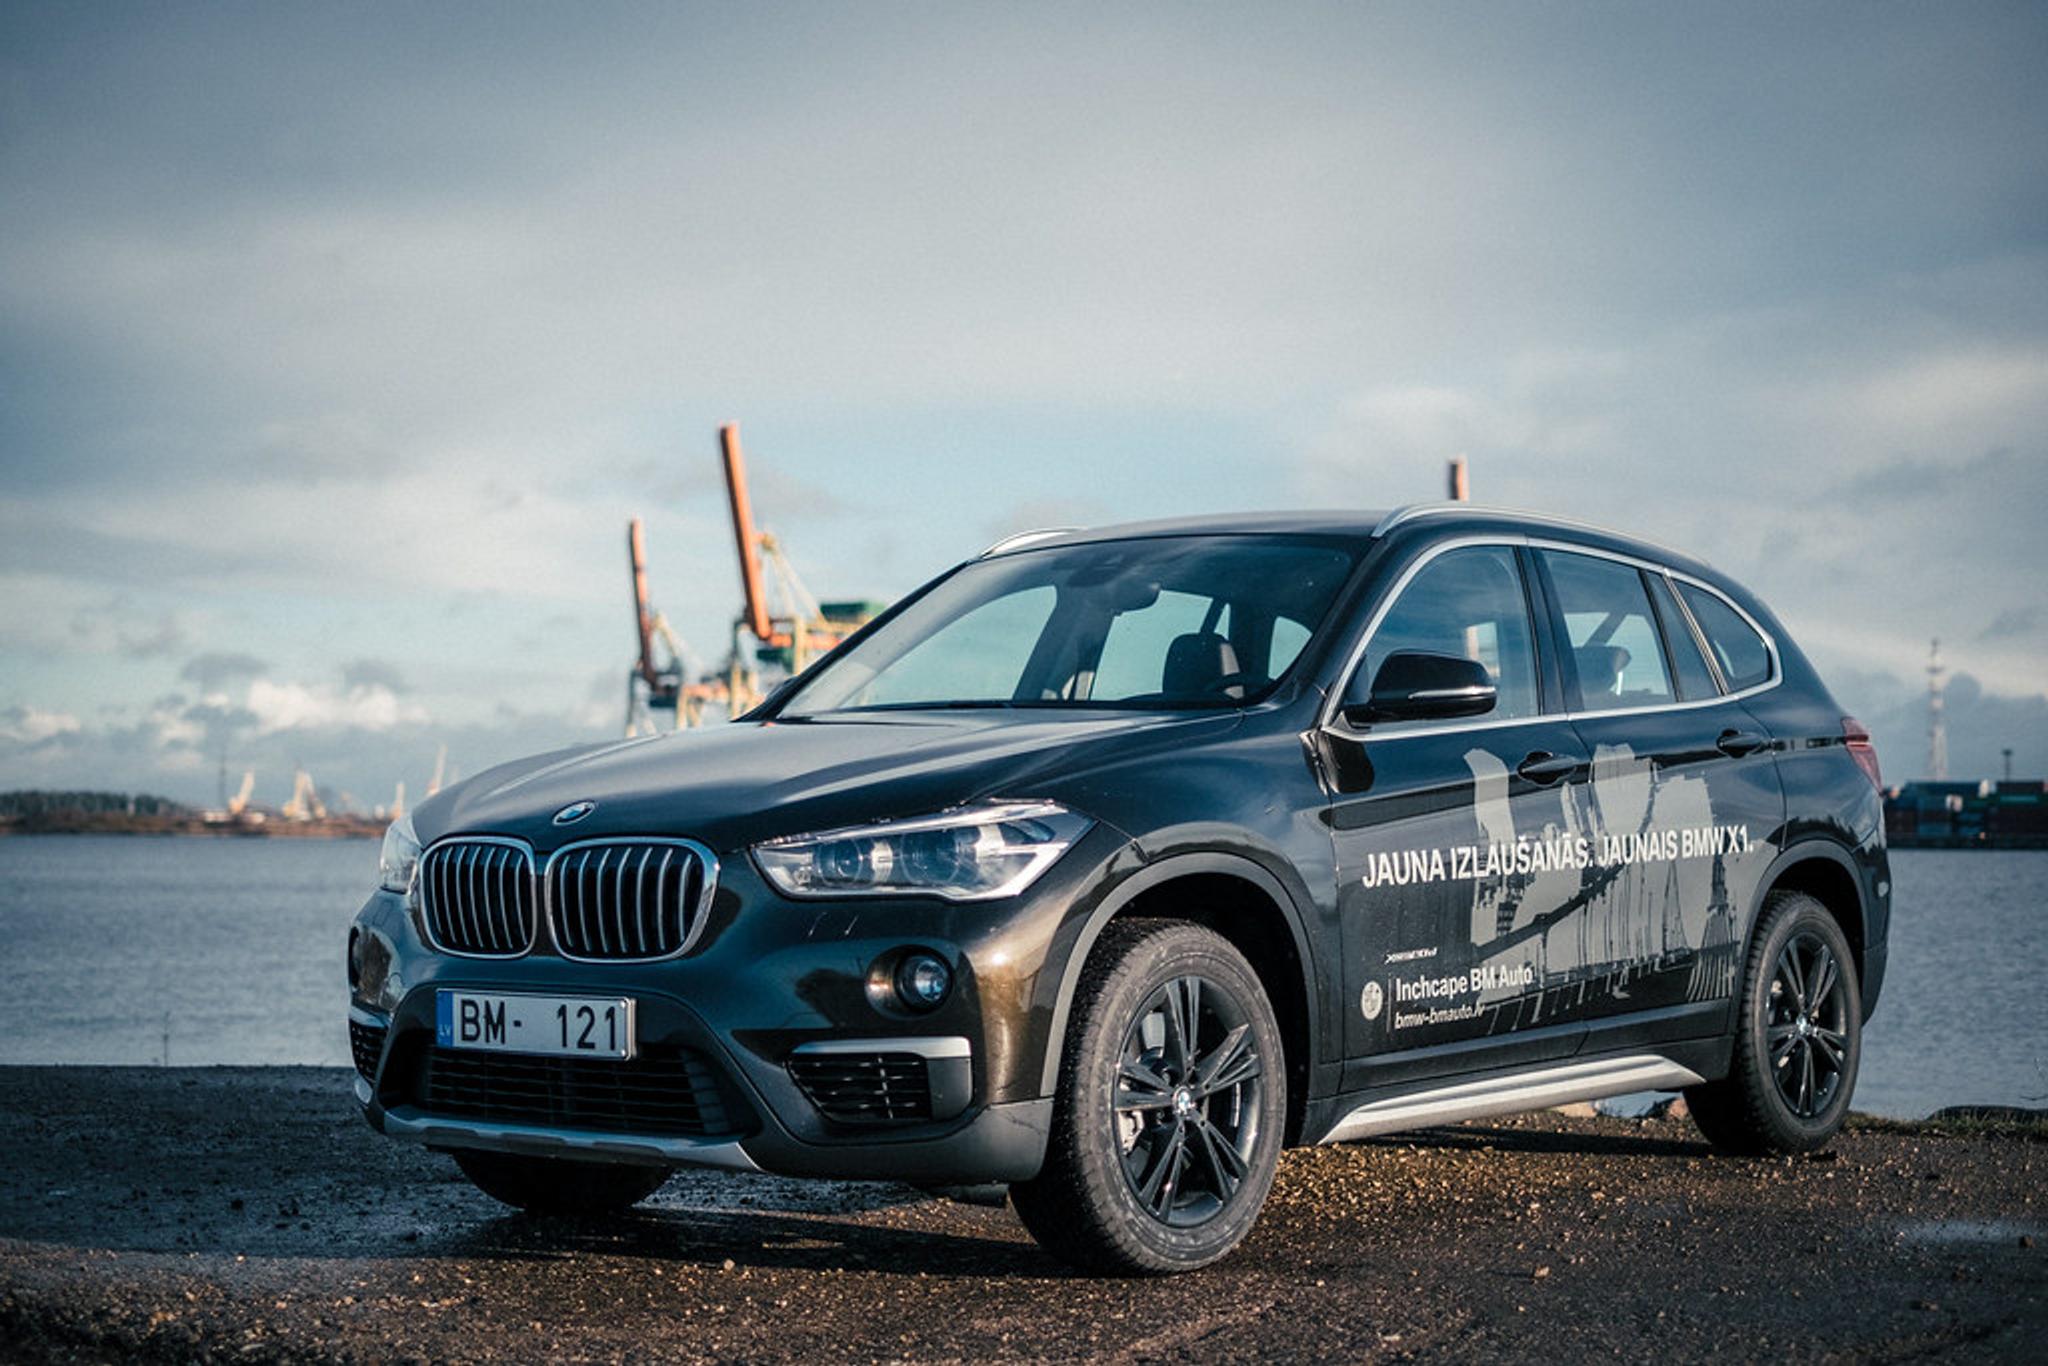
[778,535,1360,717]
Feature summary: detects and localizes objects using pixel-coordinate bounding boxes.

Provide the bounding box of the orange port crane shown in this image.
[624,424,878,734]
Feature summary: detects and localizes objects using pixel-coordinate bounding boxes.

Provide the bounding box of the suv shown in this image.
[347,505,1888,1274]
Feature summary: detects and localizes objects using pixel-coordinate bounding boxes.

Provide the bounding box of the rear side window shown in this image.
[1645,573,1720,701]
[1678,583,1773,690]
[1540,551,1675,712]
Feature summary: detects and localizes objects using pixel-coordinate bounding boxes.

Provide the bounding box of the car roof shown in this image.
[981,503,1719,580]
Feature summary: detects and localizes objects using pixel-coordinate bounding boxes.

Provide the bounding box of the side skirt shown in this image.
[1319,1052,1705,1145]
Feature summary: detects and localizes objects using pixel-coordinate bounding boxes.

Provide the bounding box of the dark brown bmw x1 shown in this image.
[350,504,1888,1273]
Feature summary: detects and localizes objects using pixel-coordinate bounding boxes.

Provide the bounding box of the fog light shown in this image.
[895,953,952,1011]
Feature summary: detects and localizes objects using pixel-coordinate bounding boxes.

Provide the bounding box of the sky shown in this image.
[2,2,2044,811]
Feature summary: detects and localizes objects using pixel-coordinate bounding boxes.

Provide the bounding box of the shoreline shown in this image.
[0,821,380,839]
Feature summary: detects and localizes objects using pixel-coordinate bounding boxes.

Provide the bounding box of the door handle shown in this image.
[1516,751,1581,785]
[1716,729,1768,758]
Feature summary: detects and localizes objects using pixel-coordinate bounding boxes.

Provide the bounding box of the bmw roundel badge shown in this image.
[552,800,597,826]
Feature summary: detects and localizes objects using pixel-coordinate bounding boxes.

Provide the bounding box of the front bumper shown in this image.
[346,828,1124,1184]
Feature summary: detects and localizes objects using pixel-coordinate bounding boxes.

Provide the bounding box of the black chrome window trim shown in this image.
[1650,567,1731,697]
[416,834,540,960]
[541,835,721,964]
[1317,533,1782,742]
[1664,571,1777,697]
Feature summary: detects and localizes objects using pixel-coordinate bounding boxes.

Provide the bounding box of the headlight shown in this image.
[753,801,1093,902]
[378,814,421,894]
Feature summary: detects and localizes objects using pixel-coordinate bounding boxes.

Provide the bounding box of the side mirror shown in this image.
[1342,651,1497,725]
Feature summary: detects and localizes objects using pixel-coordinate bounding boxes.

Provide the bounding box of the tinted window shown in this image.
[859,586,1058,708]
[1360,546,1540,722]
[1678,583,1773,690]
[781,536,1357,715]
[1645,573,1720,701]
[1541,551,1674,711]
[1093,590,1216,699]
[1267,617,1311,679]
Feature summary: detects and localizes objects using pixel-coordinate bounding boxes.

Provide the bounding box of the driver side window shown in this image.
[1359,546,1540,722]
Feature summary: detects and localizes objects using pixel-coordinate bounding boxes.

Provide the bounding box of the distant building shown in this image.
[1884,779,2048,847]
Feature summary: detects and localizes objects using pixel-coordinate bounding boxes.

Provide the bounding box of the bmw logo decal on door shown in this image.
[552,800,597,826]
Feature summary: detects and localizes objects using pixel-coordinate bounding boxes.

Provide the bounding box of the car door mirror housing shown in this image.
[1343,651,1498,725]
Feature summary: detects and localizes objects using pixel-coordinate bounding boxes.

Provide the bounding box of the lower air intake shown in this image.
[787,1052,935,1124]
[410,1045,742,1138]
[349,1019,386,1082]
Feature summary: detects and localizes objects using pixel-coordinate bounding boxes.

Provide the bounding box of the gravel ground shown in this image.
[0,1066,2041,1363]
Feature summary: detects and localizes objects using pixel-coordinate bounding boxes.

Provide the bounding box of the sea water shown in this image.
[0,835,2041,1117]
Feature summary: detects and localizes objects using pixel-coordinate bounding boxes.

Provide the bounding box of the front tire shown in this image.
[453,1151,670,1215]
[1688,891,1862,1155]
[1011,919,1286,1275]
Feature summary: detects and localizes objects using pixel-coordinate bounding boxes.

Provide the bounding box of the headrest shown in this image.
[1575,644,1632,695]
[1163,631,1242,700]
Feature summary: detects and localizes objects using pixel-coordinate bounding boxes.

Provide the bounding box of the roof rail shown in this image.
[1371,503,1705,568]
[1371,502,1465,536]
[979,527,1078,557]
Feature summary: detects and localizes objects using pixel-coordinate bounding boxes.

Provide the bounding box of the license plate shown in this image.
[436,991,637,1060]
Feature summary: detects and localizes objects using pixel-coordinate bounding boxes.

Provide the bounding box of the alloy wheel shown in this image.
[1766,930,1851,1118]
[1111,973,1265,1227]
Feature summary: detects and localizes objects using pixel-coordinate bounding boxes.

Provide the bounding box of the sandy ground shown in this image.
[0,1066,2041,1363]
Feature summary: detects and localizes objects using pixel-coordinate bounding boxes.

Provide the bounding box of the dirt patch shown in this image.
[1,1066,2041,1362]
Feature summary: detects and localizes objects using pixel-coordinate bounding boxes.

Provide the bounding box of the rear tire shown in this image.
[1687,891,1862,1155]
[1011,919,1286,1275]
[453,1151,670,1215]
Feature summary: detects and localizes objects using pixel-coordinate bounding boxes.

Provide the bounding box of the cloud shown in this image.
[1981,606,2042,642]
[253,413,402,485]
[340,658,409,694]
[0,4,2044,801]
[0,690,611,812]
[115,614,185,659]
[0,705,81,746]
[1850,672,2048,784]
[244,679,427,734]
[179,651,268,690]
[1840,446,2031,505]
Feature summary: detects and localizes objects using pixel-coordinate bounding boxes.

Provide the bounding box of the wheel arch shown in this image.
[1039,852,1320,1144]
[1753,840,1867,980]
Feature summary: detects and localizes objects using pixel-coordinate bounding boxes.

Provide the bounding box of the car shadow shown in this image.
[438,1203,1058,1277]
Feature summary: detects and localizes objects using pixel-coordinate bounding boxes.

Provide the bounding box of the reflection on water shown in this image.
[0,837,2040,1117]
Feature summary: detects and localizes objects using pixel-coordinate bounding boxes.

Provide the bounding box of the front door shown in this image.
[1325,543,1598,1090]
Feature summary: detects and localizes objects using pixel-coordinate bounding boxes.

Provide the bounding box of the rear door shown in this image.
[1532,547,1785,1044]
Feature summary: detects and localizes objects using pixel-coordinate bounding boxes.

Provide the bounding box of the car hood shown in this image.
[414,710,1240,853]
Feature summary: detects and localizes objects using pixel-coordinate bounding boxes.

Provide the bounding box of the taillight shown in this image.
[1842,717,1881,789]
